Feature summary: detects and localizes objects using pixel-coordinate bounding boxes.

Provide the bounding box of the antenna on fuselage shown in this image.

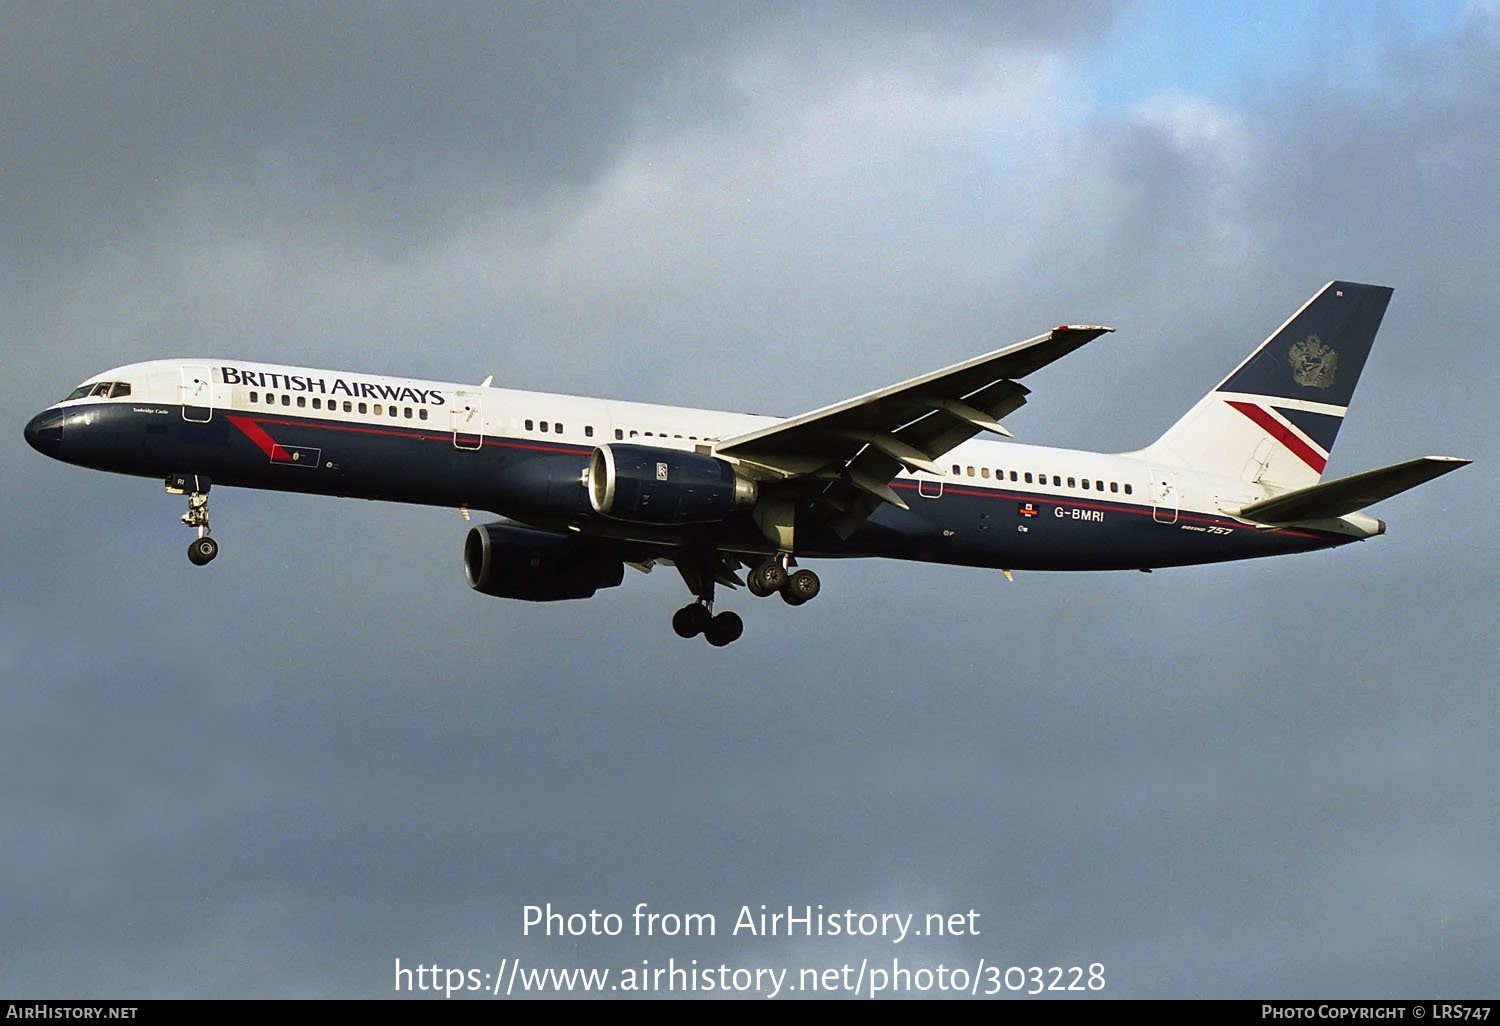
[479,375,493,388]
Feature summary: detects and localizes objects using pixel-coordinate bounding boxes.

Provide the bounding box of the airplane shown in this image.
[25,281,1468,646]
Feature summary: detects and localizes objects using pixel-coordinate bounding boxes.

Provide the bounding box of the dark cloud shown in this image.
[1,2,1125,269]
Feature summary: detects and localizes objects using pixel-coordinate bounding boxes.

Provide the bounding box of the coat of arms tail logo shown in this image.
[1288,334,1338,389]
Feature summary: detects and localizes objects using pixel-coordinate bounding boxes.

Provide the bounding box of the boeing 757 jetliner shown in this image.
[25,282,1468,645]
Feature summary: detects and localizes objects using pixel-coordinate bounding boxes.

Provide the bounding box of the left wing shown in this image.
[714,325,1113,537]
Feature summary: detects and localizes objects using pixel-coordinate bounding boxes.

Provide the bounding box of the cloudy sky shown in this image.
[5,0,1496,999]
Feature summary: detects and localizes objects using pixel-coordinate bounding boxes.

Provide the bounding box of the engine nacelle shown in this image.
[464,522,624,602]
[588,444,757,524]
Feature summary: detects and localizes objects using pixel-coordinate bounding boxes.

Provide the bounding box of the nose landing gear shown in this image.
[167,474,218,565]
[187,532,219,566]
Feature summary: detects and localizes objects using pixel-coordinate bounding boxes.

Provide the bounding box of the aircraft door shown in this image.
[451,390,483,450]
[179,364,215,422]
[1149,467,1178,524]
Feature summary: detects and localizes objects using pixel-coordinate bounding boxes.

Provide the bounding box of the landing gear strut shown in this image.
[168,474,218,566]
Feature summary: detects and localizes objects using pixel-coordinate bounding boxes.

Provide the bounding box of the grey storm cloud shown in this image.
[0,2,1125,266]
[3,2,1495,999]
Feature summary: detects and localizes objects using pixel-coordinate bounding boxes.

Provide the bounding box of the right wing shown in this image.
[715,325,1114,537]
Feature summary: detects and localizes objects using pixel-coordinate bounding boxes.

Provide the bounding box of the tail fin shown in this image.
[1140,281,1393,491]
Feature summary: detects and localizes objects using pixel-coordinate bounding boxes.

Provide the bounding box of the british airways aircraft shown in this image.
[24,281,1468,646]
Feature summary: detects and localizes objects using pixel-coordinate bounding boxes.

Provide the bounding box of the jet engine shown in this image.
[464,522,624,602]
[587,444,757,524]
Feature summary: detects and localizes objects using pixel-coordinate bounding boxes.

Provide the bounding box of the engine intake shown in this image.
[588,444,757,524]
[464,522,624,602]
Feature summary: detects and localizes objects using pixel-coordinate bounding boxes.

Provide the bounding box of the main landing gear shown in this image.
[167,474,218,566]
[672,601,744,647]
[670,551,821,647]
[746,556,820,605]
[671,552,748,647]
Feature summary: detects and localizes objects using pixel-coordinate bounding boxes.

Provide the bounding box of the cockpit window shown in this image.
[63,381,132,401]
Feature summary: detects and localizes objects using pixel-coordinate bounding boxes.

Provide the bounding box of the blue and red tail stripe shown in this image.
[1224,400,1331,475]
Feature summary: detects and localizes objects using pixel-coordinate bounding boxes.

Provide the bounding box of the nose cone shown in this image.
[24,408,64,457]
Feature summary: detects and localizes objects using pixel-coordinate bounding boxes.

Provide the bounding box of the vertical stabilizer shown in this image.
[1140,281,1393,491]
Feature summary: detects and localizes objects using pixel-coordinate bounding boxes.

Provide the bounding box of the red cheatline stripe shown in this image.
[1225,400,1327,474]
[230,412,592,455]
[888,481,1326,538]
[225,414,295,461]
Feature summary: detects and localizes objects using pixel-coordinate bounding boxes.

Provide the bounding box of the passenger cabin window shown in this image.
[525,419,534,431]
[585,426,594,437]
[358,402,367,414]
[297,396,306,407]
[281,395,291,406]
[312,397,321,409]
[1124,484,1133,495]
[250,391,259,403]
[540,422,548,433]
[615,429,624,440]
[419,409,428,420]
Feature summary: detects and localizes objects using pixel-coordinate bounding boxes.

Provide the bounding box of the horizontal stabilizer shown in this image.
[1237,456,1470,524]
